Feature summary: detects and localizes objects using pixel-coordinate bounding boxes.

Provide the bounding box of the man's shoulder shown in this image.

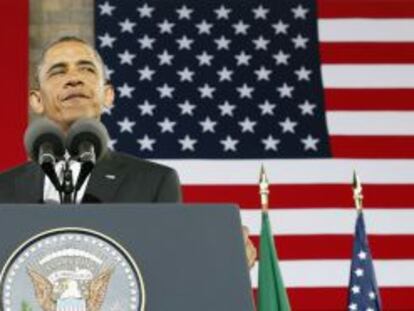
[104,151,182,202]
[0,162,37,181]
[0,162,39,201]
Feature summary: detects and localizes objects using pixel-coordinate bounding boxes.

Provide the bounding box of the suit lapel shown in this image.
[15,162,44,203]
[83,152,127,203]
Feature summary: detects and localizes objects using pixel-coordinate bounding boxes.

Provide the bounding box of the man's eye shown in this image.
[49,70,64,76]
[81,67,96,73]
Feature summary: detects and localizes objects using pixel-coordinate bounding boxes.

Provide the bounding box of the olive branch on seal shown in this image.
[21,301,33,311]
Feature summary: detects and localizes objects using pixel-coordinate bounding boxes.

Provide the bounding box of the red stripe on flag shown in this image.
[317,0,414,18]
[183,184,414,208]
[0,1,28,171]
[325,89,414,111]
[253,288,414,311]
[320,43,414,64]
[330,136,414,159]
[250,235,414,260]
[287,288,347,311]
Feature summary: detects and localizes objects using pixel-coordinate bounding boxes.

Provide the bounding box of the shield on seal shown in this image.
[56,279,87,311]
[57,298,86,311]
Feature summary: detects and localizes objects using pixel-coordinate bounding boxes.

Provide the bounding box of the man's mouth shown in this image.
[62,93,90,101]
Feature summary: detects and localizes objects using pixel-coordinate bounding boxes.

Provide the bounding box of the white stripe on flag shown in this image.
[241,209,414,235]
[318,19,414,42]
[326,112,414,135]
[322,65,414,88]
[250,260,414,287]
[155,160,414,184]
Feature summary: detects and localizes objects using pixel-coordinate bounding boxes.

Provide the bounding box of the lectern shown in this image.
[0,204,254,311]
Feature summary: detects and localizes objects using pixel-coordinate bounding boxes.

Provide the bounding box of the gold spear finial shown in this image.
[259,164,270,211]
[352,170,363,211]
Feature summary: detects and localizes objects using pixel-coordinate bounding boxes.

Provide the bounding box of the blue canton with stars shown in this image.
[348,212,382,311]
[95,0,331,159]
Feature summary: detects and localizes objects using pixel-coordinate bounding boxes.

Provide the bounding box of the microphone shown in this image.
[24,117,65,193]
[66,118,109,192]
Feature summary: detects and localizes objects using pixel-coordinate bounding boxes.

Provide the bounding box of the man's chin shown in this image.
[52,113,100,132]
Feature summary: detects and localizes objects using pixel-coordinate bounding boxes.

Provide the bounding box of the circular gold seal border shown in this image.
[0,226,146,311]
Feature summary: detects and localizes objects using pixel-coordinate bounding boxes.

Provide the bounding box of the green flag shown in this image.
[258,211,291,311]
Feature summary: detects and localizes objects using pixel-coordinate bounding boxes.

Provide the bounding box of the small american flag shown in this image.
[348,211,382,311]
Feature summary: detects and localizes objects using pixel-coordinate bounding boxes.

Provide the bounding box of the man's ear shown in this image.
[103,83,115,109]
[29,90,44,115]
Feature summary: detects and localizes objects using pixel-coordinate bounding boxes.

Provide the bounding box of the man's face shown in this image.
[31,41,113,131]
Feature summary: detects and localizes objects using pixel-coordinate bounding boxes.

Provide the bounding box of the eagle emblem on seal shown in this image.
[27,267,113,311]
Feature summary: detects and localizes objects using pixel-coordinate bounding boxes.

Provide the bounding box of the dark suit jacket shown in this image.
[0,151,182,203]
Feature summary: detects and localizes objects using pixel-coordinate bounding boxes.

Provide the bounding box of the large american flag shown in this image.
[95,0,414,310]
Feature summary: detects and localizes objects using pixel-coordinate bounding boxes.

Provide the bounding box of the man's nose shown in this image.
[65,78,83,87]
[64,73,84,87]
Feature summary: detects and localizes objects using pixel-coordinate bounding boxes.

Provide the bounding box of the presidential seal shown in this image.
[0,228,145,311]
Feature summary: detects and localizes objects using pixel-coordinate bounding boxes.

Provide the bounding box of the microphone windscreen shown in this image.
[66,118,109,161]
[23,117,65,162]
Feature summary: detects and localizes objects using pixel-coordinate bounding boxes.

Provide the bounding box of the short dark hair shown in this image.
[35,36,106,86]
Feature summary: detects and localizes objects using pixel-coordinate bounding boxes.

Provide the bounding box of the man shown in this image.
[0,37,180,203]
[0,36,256,266]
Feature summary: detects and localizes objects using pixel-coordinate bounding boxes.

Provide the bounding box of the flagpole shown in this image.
[259,164,269,212]
[257,164,291,311]
[352,170,363,212]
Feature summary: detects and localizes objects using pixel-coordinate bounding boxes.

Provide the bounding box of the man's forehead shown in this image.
[43,41,99,66]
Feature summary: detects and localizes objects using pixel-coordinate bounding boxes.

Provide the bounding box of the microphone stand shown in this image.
[73,161,94,203]
[73,143,97,203]
[61,159,75,204]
